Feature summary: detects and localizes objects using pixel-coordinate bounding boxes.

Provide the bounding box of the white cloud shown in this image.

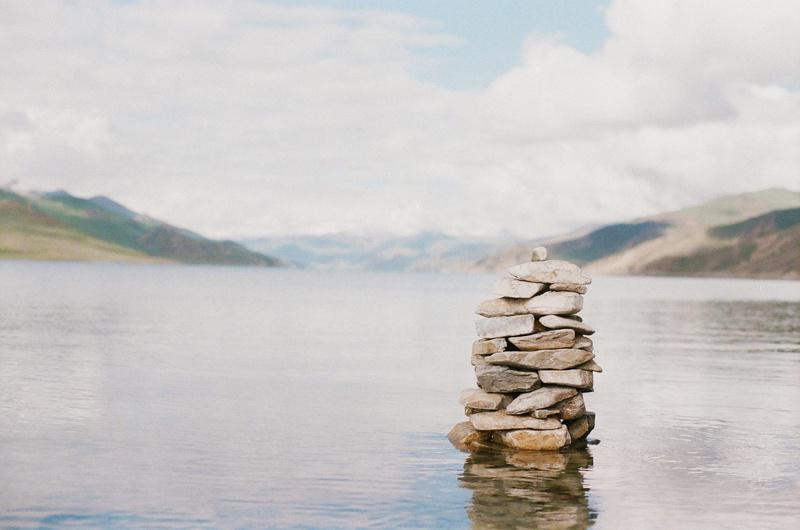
[0,0,798,238]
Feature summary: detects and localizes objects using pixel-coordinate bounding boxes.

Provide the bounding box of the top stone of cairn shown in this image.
[531,246,548,261]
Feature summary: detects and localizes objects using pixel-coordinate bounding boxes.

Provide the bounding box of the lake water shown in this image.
[1,262,799,529]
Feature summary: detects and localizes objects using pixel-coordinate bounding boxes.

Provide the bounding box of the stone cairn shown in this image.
[449,247,600,452]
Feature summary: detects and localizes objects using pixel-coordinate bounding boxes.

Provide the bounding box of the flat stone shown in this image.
[539,314,595,335]
[576,359,602,372]
[472,338,507,356]
[552,394,586,420]
[493,277,545,299]
[493,425,571,451]
[485,349,594,370]
[530,247,548,261]
[524,291,583,316]
[507,386,577,414]
[458,388,511,411]
[475,314,535,339]
[470,354,488,366]
[448,421,489,451]
[533,408,560,419]
[574,336,593,350]
[539,369,594,389]
[549,283,588,294]
[475,364,541,393]
[475,297,529,317]
[567,412,595,441]
[509,329,576,351]
[469,411,562,431]
[509,260,591,285]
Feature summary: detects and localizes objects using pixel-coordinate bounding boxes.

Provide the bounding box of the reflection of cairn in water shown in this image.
[449,247,600,451]
[460,448,595,529]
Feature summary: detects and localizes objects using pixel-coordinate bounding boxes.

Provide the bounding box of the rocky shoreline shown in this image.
[449,247,599,451]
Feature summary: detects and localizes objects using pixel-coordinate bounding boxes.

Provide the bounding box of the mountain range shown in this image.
[0,188,280,266]
[473,187,800,279]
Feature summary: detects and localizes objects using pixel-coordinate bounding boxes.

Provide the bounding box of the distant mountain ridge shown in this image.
[0,188,281,266]
[241,231,515,272]
[475,188,800,280]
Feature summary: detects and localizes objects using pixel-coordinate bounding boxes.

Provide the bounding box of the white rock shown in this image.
[493,277,545,299]
[509,260,591,285]
[475,314,535,339]
[524,291,583,316]
[530,247,548,261]
[539,314,595,335]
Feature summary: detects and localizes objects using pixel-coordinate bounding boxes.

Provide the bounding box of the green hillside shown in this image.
[0,189,281,266]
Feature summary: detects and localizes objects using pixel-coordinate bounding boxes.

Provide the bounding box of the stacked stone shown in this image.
[449,247,600,452]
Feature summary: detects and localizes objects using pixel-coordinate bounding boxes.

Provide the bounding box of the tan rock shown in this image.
[576,359,602,372]
[448,421,489,451]
[531,247,548,261]
[549,283,588,294]
[574,336,593,350]
[493,277,545,299]
[539,314,595,335]
[485,349,593,370]
[493,425,571,450]
[458,388,512,411]
[507,386,577,414]
[552,394,586,420]
[472,338,507,356]
[533,408,560,419]
[469,411,561,431]
[567,412,595,441]
[475,364,541,393]
[509,329,576,351]
[509,260,591,285]
[475,297,528,317]
[475,314,535,339]
[470,354,488,366]
[539,369,594,389]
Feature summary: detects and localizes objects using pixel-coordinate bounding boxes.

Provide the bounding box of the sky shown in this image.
[1,0,798,239]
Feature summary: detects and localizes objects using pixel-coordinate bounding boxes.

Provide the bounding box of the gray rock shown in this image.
[475,314,535,339]
[509,260,591,285]
[576,359,602,372]
[475,291,583,317]
[507,386,578,414]
[472,338,507,356]
[448,421,489,451]
[539,369,594,389]
[475,364,541,393]
[493,425,571,450]
[493,277,545,299]
[469,411,562,431]
[524,291,583,316]
[509,329,576,351]
[458,388,512,411]
[485,349,594,370]
[549,283,588,294]
[531,247,548,261]
[552,394,586,420]
[539,314,595,335]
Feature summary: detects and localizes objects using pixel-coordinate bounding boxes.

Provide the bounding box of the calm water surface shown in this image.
[1,262,799,529]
